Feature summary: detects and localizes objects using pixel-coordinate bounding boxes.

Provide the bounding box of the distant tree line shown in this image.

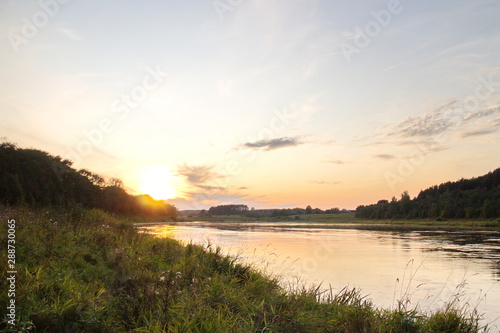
[205,204,345,217]
[0,142,177,219]
[207,204,249,215]
[356,168,500,219]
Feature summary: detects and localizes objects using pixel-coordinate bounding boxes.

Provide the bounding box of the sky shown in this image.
[1,0,499,210]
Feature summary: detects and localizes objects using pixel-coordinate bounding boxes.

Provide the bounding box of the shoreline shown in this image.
[142,213,500,232]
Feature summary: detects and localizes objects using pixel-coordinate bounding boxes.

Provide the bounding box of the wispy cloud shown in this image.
[379,100,500,146]
[176,164,220,185]
[198,185,226,191]
[308,180,341,185]
[390,113,454,138]
[241,136,303,151]
[327,159,345,165]
[59,28,81,41]
[375,154,396,160]
[492,117,500,127]
[170,189,270,211]
[461,128,498,138]
[464,104,500,121]
[383,100,458,139]
[174,164,256,206]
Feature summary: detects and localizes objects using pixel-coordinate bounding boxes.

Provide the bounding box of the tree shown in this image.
[0,173,24,205]
[429,203,440,218]
[79,169,106,188]
[355,169,500,220]
[481,199,495,218]
[208,204,249,215]
[399,191,411,215]
[305,205,313,214]
[325,207,340,214]
[0,143,178,219]
[107,178,124,188]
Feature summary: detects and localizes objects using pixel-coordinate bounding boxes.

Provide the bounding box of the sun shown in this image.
[138,166,178,200]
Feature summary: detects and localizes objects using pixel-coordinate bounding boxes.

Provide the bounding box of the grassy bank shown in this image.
[1,206,488,332]
[181,212,500,231]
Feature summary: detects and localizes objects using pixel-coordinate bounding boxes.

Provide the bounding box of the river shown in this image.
[138,222,500,329]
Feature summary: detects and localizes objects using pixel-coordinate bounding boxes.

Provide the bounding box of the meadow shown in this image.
[0,206,489,332]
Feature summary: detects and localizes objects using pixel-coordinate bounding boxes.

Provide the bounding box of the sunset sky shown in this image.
[1,0,499,210]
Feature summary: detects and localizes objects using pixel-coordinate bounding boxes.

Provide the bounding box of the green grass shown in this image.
[0,206,489,332]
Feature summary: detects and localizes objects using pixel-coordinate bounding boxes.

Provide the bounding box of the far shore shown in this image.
[141,212,500,231]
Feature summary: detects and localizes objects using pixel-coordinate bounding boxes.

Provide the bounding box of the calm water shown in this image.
[138,222,500,329]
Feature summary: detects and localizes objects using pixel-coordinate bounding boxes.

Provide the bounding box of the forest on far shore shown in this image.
[0,142,177,219]
[355,168,500,219]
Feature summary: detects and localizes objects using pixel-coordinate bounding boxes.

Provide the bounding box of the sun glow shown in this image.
[138,166,178,200]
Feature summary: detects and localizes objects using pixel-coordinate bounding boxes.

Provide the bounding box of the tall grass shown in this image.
[0,205,489,332]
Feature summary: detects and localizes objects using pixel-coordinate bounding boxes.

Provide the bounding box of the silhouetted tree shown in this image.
[355,168,500,219]
[0,143,177,220]
[0,172,24,205]
[208,204,248,215]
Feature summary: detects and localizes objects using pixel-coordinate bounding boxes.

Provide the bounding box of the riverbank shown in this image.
[0,206,489,332]
[179,212,500,231]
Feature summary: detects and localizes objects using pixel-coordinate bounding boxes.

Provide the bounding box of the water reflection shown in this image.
[138,222,500,328]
